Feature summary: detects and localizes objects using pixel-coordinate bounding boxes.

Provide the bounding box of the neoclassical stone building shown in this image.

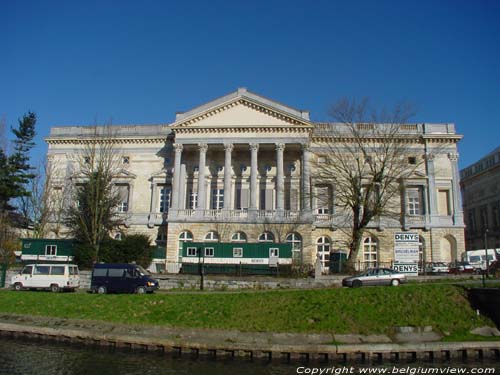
[46,88,465,272]
[460,147,500,251]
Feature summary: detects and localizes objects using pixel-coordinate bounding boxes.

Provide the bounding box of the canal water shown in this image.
[0,337,498,375]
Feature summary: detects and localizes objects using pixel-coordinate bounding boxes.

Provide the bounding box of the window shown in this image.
[93,268,107,277]
[269,248,279,257]
[178,231,193,253]
[22,266,33,275]
[159,187,171,213]
[189,190,198,209]
[480,205,488,231]
[492,203,500,228]
[108,268,125,277]
[468,209,477,234]
[204,231,219,242]
[407,187,423,215]
[114,233,122,240]
[50,266,65,275]
[34,266,50,275]
[363,237,378,267]
[83,156,90,164]
[408,156,417,165]
[316,236,331,270]
[116,184,130,213]
[258,232,274,243]
[260,189,274,210]
[315,185,331,214]
[69,266,79,275]
[204,247,214,257]
[122,156,130,165]
[233,248,243,257]
[231,232,247,242]
[156,232,166,243]
[216,165,223,172]
[187,247,197,257]
[211,189,224,209]
[45,245,57,256]
[286,233,302,262]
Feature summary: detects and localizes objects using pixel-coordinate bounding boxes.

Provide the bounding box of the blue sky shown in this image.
[2,0,499,169]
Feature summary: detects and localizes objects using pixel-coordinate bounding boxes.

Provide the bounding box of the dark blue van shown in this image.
[90,263,159,294]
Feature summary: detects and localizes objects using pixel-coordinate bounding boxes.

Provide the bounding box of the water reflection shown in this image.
[0,337,498,375]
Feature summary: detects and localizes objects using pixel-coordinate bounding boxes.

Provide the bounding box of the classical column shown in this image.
[449,152,464,225]
[301,143,311,211]
[425,153,437,218]
[179,164,186,210]
[223,143,234,210]
[172,143,183,210]
[249,143,259,210]
[276,143,285,211]
[196,143,208,211]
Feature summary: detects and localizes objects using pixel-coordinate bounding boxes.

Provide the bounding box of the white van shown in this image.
[11,264,80,292]
[462,249,500,271]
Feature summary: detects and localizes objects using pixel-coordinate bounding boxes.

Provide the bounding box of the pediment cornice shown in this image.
[172,95,313,129]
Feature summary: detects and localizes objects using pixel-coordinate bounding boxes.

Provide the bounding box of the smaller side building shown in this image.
[19,238,75,263]
[460,147,500,250]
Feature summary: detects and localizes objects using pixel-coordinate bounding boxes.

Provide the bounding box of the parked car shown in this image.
[11,264,80,292]
[342,268,406,288]
[448,261,475,274]
[425,262,450,274]
[90,263,159,294]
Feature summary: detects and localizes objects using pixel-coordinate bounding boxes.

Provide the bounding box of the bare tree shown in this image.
[65,126,124,262]
[313,97,423,268]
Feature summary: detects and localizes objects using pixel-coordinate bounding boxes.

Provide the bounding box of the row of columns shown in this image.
[170,142,311,212]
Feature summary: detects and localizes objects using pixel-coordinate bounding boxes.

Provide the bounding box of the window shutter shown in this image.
[239,189,249,209]
[265,189,274,210]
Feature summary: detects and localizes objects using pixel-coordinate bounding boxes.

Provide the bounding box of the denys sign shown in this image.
[393,232,419,275]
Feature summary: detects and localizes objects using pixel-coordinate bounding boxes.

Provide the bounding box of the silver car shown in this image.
[342,268,406,287]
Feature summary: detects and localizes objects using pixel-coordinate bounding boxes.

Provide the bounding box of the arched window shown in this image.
[286,232,302,262]
[204,231,219,242]
[258,232,275,243]
[178,231,193,251]
[231,232,247,243]
[114,233,122,241]
[316,236,331,270]
[363,236,378,268]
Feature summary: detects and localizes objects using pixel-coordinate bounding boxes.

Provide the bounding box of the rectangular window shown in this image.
[236,189,249,210]
[269,248,279,257]
[34,266,50,275]
[93,268,107,277]
[50,266,65,275]
[233,248,243,257]
[108,268,125,278]
[22,266,33,275]
[189,190,198,209]
[315,185,331,214]
[187,247,197,257]
[407,187,423,215]
[492,203,500,228]
[45,245,57,256]
[260,189,274,210]
[204,247,214,257]
[468,208,477,233]
[211,189,224,209]
[480,205,489,231]
[159,187,171,213]
[69,266,79,275]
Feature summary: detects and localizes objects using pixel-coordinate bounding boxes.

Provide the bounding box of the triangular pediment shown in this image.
[171,88,312,129]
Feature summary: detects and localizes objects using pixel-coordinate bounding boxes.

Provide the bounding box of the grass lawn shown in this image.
[0,284,495,341]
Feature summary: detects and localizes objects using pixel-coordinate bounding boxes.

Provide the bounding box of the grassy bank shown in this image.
[0,284,495,341]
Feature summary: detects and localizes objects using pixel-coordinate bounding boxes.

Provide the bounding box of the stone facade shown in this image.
[45,88,465,271]
[460,147,500,250]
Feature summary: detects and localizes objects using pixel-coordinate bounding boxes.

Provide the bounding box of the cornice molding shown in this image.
[172,98,313,129]
[46,137,169,145]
